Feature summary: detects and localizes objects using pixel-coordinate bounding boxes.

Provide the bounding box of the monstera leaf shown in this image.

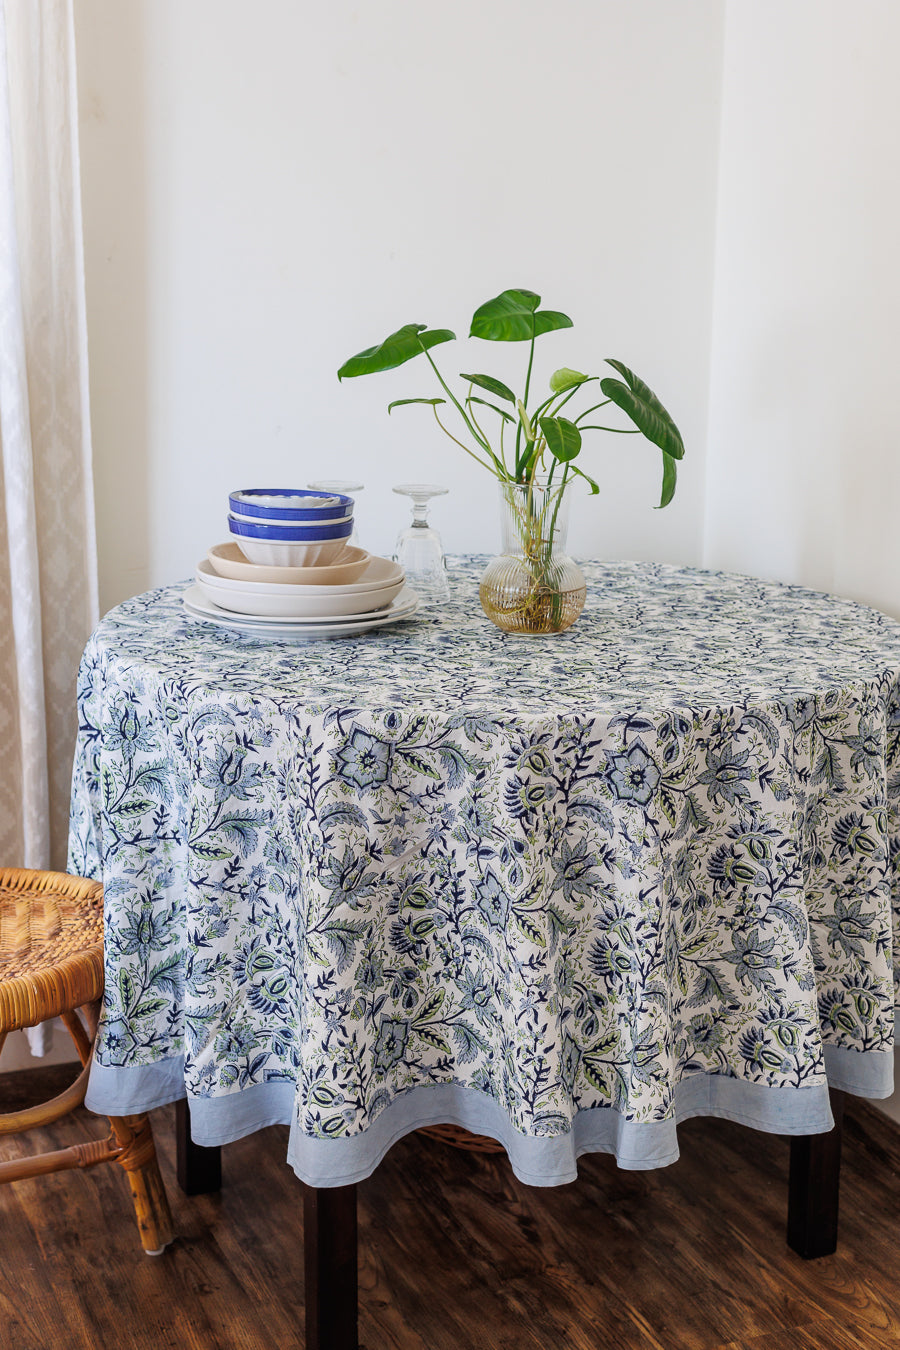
[469,289,573,342]
[337,324,455,380]
[599,360,685,508]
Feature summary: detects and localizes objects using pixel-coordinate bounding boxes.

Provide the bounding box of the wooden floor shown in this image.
[2,1067,900,1348]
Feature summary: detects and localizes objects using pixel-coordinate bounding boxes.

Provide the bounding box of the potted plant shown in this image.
[337,287,684,633]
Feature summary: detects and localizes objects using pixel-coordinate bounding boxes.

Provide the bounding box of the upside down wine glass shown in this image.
[392,483,450,603]
[307,478,365,545]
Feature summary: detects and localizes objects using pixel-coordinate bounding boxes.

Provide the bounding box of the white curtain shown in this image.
[0,0,98,881]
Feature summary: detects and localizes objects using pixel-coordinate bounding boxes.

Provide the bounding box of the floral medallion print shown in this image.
[68,559,900,1146]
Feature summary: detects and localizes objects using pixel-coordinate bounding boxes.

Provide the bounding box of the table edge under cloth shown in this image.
[85,1024,894,1188]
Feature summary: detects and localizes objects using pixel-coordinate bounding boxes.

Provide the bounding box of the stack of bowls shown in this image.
[227,489,354,567]
[186,487,416,635]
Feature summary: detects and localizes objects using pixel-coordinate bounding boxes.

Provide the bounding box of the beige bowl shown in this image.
[207,541,371,586]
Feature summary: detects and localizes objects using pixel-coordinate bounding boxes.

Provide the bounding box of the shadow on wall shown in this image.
[75,1,152,615]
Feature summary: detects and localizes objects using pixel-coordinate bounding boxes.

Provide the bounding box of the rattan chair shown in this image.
[0,867,173,1255]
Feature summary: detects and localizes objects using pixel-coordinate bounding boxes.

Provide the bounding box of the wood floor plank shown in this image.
[715,1314,900,1349]
[4,1065,900,1348]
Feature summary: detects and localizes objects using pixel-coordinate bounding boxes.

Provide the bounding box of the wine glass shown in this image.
[308,479,364,546]
[392,483,450,602]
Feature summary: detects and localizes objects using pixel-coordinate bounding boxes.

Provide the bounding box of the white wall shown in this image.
[704,0,900,618]
[704,0,900,1119]
[73,0,724,613]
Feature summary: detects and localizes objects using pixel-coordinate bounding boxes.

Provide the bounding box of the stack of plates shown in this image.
[183,552,419,640]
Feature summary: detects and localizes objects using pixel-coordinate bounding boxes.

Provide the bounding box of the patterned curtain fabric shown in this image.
[0,0,98,873]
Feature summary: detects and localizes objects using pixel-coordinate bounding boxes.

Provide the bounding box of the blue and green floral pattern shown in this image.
[69,560,900,1157]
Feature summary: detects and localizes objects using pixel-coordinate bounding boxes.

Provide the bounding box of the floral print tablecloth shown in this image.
[69,559,900,1186]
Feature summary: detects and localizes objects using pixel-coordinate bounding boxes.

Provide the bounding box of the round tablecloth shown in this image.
[69,558,900,1186]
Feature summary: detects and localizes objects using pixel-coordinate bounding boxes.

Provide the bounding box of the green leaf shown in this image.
[658,451,677,509]
[337,323,456,379]
[468,395,514,424]
[469,288,573,342]
[600,360,684,509]
[570,464,600,494]
[539,416,582,462]
[388,397,446,413]
[599,361,684,460]
[460,372,516,403]
[549,367,591,393]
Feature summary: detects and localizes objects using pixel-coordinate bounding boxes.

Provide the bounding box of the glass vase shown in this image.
[479,477,586,634]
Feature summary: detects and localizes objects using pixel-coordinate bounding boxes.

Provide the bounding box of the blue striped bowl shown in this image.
[229,489,354,522]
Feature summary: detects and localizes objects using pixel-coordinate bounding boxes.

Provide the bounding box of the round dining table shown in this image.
[68,556,900,1346]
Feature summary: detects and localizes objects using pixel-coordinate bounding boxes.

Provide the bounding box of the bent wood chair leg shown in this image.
[108,1113,175,1255]
[175,1096,222,1195]
[303,1182,359,1350]
[0,1004,173,1256]
[787,1088,845,1259]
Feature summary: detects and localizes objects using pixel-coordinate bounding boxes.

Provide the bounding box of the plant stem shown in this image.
[515,314,538,481]
[547,464,569,544]
[574,398,612,423]
[523,313,537,410]
[431,407,496,474]
[466,392,506,476]
[505,469,570,632]
[578,425,641,434]
[421,346,492,457]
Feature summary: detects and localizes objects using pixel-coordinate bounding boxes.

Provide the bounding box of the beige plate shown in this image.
[207,540,371,585]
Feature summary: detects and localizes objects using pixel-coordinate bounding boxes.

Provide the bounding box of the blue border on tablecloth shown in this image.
[85,1038,894,1189]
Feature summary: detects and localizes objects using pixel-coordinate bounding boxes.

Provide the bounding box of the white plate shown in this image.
[201,551,404,594]
[182,585,419,640]
[196,561,406,618]
[185,584,418,625]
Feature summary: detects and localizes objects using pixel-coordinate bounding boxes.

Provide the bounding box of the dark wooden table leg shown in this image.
[787,1087,845,1258]
[303,1182,359,1350]
[175,1097,222,1195]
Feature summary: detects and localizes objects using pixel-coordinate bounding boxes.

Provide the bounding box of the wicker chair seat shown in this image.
[0,868,104,1033]
[0,866,173,1255]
